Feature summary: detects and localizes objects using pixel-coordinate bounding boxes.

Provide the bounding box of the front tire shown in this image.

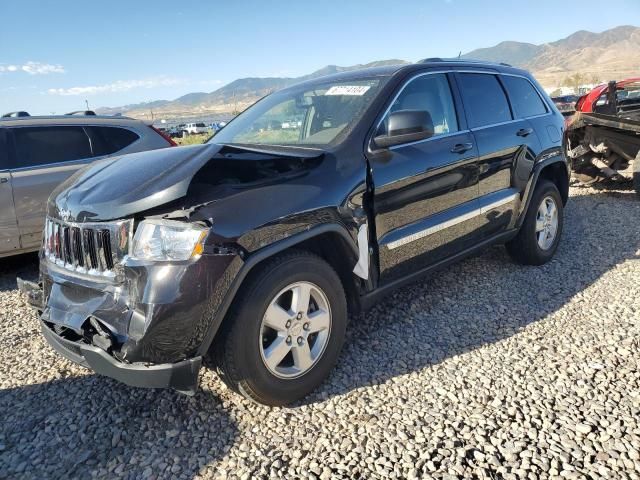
[506,180,564,265]
[214,251,347,406]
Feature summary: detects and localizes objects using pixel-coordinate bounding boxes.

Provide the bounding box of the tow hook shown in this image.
[17,278,44,311]
[88,317,114,352]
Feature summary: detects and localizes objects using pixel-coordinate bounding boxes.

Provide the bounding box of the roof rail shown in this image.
[66,110,96,116]
[1,111,30,118]
[418,57,512,67]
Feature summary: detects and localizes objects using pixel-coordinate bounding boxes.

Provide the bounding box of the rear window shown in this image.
[458,73,512,128]
[85,126,139,156]
[12,126,92,168]
[502,76,547,118]
[195,123,206,127]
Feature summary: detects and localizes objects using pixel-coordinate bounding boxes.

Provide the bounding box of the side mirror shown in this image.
[374,110,434,148]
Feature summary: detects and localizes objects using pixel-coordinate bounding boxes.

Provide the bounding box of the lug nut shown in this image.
[286,320,291,328]
[297,312,303,320]
[297,337,304,345]
[303,322,310,331]
[286,336,292,345]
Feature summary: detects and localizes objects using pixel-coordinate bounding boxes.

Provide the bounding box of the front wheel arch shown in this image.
[196,224,361,357]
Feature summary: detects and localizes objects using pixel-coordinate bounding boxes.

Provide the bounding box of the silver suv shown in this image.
[0,113,175,258]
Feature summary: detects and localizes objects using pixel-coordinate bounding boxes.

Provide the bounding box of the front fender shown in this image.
[195,222,360,356]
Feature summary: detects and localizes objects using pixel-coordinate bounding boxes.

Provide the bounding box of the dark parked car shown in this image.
[551,94,580,116]
[22,60,568,405]
[0,113,176,258]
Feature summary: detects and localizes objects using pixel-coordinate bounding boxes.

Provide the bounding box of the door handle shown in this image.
[450,143,473,154]
[0,178,8,184]
[516,128,534,137]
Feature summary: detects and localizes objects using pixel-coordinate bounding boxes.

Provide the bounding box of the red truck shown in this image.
[566,78,640,195]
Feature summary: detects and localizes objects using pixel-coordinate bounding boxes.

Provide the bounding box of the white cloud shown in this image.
[0,61,65,75]
[47,77,182,96]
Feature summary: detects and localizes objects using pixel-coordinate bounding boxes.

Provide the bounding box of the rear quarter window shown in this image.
[0,128,8,168]
[457,73,512,128]
[86,126,139,156]
[501,75,548,118]
[11,126,92,168]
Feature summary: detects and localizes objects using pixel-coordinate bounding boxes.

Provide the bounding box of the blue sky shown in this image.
[2,0,639,114]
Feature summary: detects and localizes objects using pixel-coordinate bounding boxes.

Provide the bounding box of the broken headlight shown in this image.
[131,220,208,261]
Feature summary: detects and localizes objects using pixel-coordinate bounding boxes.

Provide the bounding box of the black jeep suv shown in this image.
[23,60,568,405]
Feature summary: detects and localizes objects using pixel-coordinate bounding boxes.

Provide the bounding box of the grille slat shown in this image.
[72,227,84,267]
[43,218,131,278]
[95,229,108,271]
[101,230,114,270]
[83,229,97,269]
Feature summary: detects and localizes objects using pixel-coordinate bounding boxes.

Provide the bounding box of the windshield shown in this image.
[210,77,384,147]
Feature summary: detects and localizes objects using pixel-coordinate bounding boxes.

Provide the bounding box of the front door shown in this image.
[368,72,481,284]
[9,126,94,249]
[0,128,20,254]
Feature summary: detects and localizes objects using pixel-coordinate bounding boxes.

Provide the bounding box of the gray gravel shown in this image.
[1,185,640,480]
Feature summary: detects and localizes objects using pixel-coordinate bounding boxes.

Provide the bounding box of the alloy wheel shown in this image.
[535,195,559,250]
[259,281,332,379]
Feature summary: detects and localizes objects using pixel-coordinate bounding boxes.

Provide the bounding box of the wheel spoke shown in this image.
[263,303,291,332]
[291,283,312,315]
[535,217,545,232]
[291,343,313,371]
[263,336,291,370]
[307,309,331,333]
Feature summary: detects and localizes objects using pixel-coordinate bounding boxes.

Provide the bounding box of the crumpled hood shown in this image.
[48,142,326,222]
[48,144,219,222]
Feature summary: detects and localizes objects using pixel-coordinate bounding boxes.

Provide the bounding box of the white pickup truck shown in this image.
[184,122,209,135]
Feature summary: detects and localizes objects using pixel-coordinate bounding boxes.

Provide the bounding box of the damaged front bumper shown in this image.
[20,247,238,395]
[40,319,202,393]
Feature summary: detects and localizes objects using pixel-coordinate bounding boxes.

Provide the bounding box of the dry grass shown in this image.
[174,133,211,146]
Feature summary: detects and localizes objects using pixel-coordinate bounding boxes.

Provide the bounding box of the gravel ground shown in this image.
[1,185,639,480]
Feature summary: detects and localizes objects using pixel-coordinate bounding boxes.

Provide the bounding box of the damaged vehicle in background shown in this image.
[21,60,569,406]
[566,78,640,195]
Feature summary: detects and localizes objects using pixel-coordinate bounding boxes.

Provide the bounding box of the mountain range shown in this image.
[97,25,640,119]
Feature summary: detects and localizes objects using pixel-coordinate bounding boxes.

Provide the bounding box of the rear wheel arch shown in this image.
[537,161,569,205]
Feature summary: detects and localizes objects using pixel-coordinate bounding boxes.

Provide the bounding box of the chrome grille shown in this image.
[44,217,133,278]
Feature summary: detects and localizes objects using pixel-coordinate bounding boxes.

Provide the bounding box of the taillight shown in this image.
[149,125,177,146]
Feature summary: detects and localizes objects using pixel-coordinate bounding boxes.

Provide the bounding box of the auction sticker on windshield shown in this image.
[325,85,371,96]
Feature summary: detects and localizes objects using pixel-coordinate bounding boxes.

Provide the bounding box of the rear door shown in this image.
[0,128,21,253]
[369,71,481,283]
[9,125,93,249]
[455,72,542,238]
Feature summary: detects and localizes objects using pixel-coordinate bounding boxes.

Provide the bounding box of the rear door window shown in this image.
[457,73,512,128]
[85,126,139,156]
[11,126,92,169]
[501,76,548,118]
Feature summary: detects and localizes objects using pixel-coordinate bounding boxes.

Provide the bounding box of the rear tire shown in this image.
[506,180,563,265]
[633,151,640,198]
[214,251,347,406]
